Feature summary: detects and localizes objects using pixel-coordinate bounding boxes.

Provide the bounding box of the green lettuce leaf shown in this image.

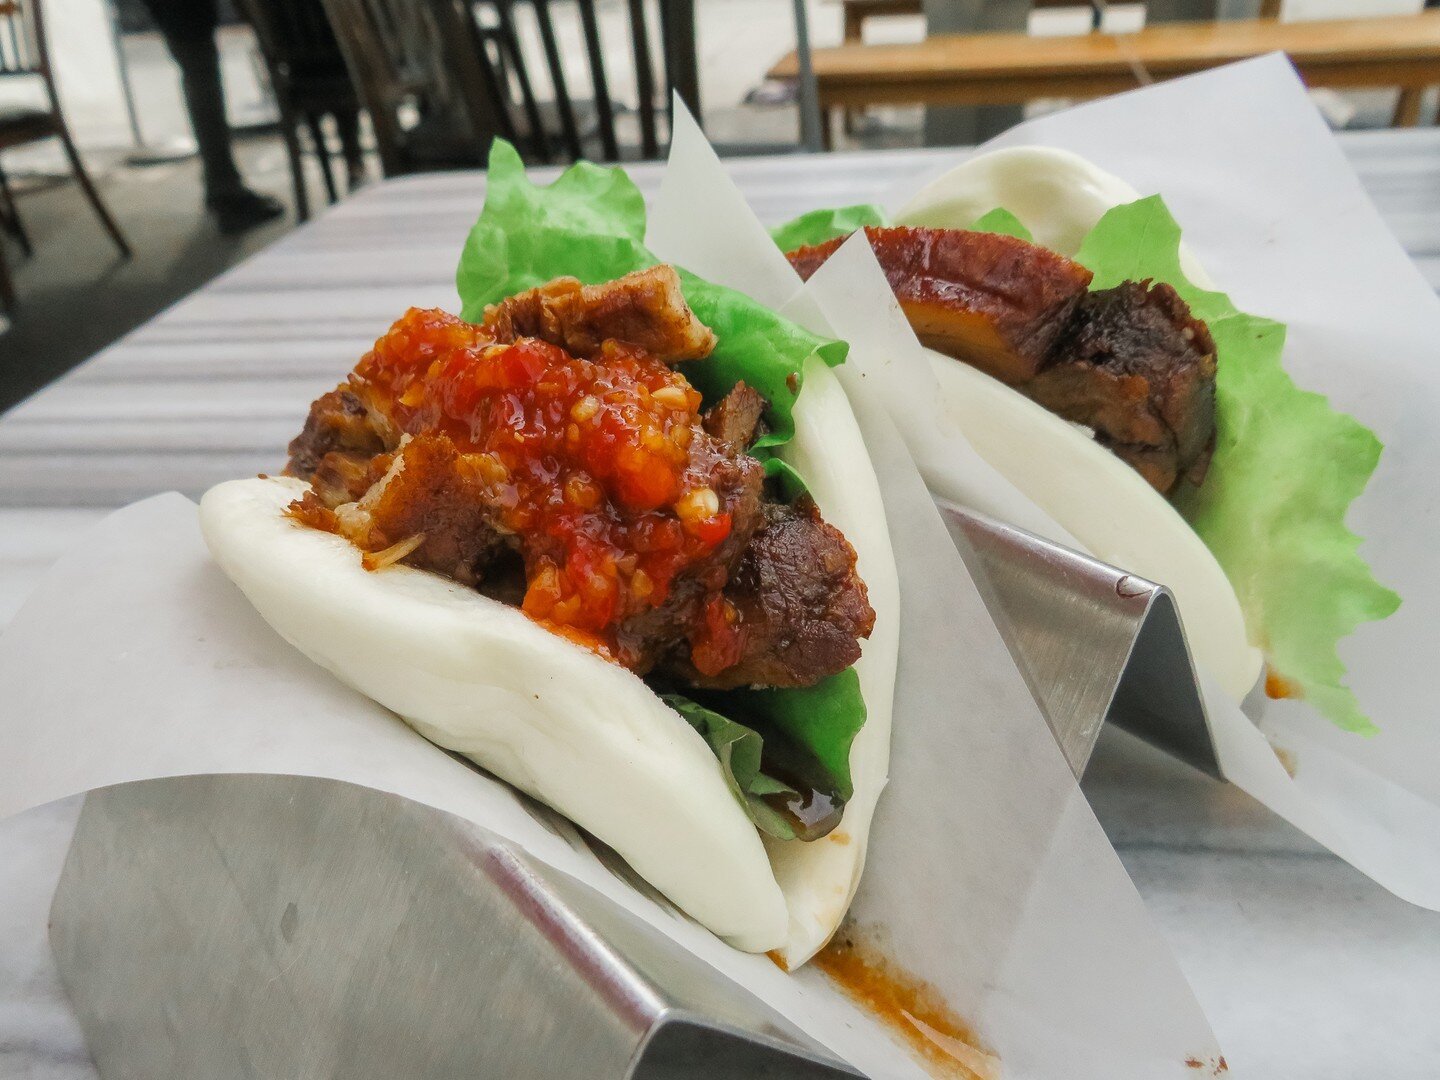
[967,207,1033,242]
[1074,196,1400,733]
[662,694,805,841]
[763,456,810,502]
[769,204,888,253]
[664,670,866,842]
[454,140,870,800]
[713,668,867,800]
[676,277,849,451]
[457,141,651,307]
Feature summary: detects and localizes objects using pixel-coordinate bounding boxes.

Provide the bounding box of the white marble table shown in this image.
[3,136,1439,1079]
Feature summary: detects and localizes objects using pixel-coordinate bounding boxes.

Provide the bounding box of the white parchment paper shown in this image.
[873,55,1440,911]
[0,117,1226,1079]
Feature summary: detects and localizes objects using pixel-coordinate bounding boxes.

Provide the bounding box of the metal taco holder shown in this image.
[938,499,1220,779]
[49,500,1220,1079]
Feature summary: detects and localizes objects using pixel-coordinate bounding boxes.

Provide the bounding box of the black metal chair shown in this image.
[474,0,700,163]
[235,0,365,220]
[0,0,130,307]
[319,0,516,175]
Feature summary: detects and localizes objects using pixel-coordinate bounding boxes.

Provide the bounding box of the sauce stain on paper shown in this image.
[813,934,999,1080]
[1264,667,1302,701]
[1185,1055,1229,1075]
[1269,742,1298,778]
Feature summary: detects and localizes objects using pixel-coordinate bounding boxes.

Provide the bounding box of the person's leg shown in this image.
[139,0,284,231]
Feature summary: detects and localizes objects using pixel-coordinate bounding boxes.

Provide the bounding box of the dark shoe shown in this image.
[206,188,286,234]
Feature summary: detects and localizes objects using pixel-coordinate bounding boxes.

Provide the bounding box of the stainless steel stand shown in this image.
[51,774,863,1080]
[940,500,1218,778]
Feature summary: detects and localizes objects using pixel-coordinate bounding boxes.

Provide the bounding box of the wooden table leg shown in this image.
[1393,87,1424,127]
[0,238,15,310]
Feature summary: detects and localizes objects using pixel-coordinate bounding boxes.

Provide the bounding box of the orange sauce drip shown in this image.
[1264,667,1303,701]
[1270,742,1298,779]
[350,308,734,652]
[811,936,1000,1080]
[1186,1055,1230,1074]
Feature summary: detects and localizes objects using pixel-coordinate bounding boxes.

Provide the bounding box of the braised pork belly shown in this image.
[786,226,1217,495]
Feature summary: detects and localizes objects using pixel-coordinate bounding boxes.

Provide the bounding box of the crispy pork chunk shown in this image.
[788,226,1093,384]
[299,435,511,588]
[611,429,767,674]
[287,387,392,480]
[613,383,849,683]
[1030,282,1217,491]
[702,382,768,449]
[786,226,1218,496]
[481,265,717,363]
[663,499,875,691]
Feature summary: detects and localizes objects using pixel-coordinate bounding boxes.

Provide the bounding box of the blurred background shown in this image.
[0,0,1435,410]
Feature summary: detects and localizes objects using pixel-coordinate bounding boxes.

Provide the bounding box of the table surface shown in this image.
[3,133,1439,1080]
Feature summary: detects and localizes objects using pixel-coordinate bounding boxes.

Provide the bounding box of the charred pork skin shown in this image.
[1029,281,1217,491]
[787,226,1093,385]
[285,266,873,689]
[786,226,1217,496]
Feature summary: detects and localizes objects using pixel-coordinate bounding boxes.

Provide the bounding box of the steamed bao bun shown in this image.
[898,147,1262,701]
[201,355,899,968]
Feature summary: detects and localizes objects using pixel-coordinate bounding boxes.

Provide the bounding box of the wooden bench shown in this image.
[832,0,1110,133]
[835,0,1292,44]
[839,0,1126,44]
[772,11,1440,140]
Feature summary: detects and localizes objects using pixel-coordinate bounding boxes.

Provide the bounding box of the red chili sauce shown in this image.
[352,308,735,657]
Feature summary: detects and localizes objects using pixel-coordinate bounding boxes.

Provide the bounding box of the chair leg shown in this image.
[0,238,15,310]
[496,0,553,163]
[278,104,310,222]
[334,108,366,192]
[53,117,131,259]
[0,162,32,257]
[577,0,618,161]
[625,0,659,159]
[0,228,14,308]
[306,114,339,205]
[1393,87,1424,127]
[532,0,581,161]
